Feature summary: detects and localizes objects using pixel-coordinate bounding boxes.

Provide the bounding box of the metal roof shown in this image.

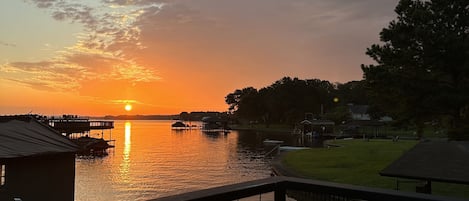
[0,116,79,159]
[349,105,369,114]
[380,140,469,185]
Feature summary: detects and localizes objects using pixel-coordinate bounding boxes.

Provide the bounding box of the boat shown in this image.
[171,120,189,128]
[171,120,199,130]
[73,136,114,156]
[263,139,284,145]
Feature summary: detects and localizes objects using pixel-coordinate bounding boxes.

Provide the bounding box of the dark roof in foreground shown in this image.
[0,116,79,159]
[380,140,469,184]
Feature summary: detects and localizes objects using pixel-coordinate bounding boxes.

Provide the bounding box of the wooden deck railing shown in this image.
[48,119,114,133]
[148,176,466,201]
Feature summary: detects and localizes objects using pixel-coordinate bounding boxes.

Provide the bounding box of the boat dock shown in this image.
[47,119,114,135]
[40,115,115,156]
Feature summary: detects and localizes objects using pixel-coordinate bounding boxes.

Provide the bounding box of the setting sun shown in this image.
[125,104,132,111]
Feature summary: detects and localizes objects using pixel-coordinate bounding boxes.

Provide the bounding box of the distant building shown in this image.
[299,119,335,136]
[342,104,391,137]
[348,104,371,121]
[0,116,79,201]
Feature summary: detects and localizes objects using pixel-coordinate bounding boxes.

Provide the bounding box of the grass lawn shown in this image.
[282,139,469,198]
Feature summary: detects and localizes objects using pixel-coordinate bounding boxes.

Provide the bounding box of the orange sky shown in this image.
[0,0,399,116]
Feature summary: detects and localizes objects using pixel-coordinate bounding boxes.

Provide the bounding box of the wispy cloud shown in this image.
[1,0,163,93]
[0,41,16,47]
[3,0,399,97]
[1,60,82,91]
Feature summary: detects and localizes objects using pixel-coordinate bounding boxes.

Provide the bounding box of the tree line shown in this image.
[225,77,368,126]
[226,0,469,139]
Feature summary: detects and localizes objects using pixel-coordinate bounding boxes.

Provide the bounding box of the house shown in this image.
[0,116,79,201]
[347,104,393,122]
[348,104,371,121]
[342,104,392,137]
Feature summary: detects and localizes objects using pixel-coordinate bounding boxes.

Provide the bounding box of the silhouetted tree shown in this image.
[362,0,469,139]
[225,87,263,121]
[179,112,190,121]
[226,77,338,126]
[336,81,369,105]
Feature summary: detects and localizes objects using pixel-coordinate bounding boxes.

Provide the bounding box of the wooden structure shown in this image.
[46,117,114,136]
[44,116,115,156]
[299,119,335,136]
[201,116,230,133]
[0,116,79,201]
[341,120,385,138]
[380,140,469,194]
[149,176,464,201]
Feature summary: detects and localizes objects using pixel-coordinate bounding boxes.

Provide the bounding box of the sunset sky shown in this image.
[0,0,399,116]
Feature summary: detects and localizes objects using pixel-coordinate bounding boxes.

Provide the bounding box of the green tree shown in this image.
[225,87,262,121]
[324,105,351,125]
[336,81,369,106]
[362,0,469,139]
[226,77,338,126]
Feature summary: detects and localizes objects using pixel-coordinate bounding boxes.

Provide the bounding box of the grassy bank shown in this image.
[282,139,469,198]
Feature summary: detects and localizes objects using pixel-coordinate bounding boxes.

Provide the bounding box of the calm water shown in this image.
[75,120,299,201]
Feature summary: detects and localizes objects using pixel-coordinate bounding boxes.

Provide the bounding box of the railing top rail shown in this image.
[281,176,464,201]
[150,177,283,201]
[148,176,467,201]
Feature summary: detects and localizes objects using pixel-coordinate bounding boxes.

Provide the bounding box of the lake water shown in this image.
[74,120,300,201]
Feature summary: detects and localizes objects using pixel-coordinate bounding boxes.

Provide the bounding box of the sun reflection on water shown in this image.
[76,121,274,200]
[120,121,132,180]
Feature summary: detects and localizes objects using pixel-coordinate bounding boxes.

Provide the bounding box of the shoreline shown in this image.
[230,124,293,134]
[270,152,306,178]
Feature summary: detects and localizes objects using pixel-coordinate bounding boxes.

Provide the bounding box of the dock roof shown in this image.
[380,140,469,185]
[0,116,79,159]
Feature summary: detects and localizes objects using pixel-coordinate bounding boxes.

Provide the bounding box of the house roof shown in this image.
[349,105,369,114]
[380,140,469,185]
[0,116,79,159]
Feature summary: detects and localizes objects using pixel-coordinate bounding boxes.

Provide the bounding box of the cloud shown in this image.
[30,0,56,8]
[51,2,98,29]
[0,41,16,47]
[6,0,400,99]
[2,0,162,93]
[1,50,159,91]
[0,61,81,91]
[135,0,399,81]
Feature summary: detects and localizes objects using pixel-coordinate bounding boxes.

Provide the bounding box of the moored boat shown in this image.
[171,120,188,128]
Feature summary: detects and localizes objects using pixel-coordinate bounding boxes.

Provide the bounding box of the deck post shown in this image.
[274,187,286,201]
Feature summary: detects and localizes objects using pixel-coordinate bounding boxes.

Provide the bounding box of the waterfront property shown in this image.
[45,115,114,136]
[201,116,230,133]
[44,115,115,155]
[0,116,79,201]
[295,119,335,136]
[149,139,467,201]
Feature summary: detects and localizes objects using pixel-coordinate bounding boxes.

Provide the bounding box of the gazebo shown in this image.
[380,140,469,194]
